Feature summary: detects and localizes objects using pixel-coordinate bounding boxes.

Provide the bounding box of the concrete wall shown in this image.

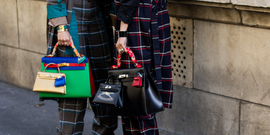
[156,1,270,135]
[1,0,270,135]
[0,0,46,89]
[181,0,270,8]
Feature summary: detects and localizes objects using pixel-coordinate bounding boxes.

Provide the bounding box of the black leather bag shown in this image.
[106,47,164,116]
[92,75,124,108]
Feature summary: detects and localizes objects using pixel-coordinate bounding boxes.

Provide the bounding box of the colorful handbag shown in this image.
[92,75,124,108]
[33,63,66,94]
[38,43,91,98]
[106,47,164,116]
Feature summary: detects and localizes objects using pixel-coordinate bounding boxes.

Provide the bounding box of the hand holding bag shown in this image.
[106,47,164,116]
[37,42,92,98]
[33,63,66,94]
[92,75,124,108]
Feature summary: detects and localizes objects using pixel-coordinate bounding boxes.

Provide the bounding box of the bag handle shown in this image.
[46,41,86,64]
[111,47,142,70]
[105,74,120,84]
[43,63,61,73]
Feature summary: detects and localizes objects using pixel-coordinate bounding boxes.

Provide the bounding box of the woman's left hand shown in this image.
[116,37,127,55]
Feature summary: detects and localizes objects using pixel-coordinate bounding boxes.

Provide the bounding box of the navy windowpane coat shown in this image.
[114,0,173,108]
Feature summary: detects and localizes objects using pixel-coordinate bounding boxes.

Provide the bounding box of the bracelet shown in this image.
[118,31,127,38]
[57,25,68,33]
[58,29,68,33]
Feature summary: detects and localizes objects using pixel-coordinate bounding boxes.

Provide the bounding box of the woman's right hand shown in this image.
[116,37,127,55]
[58,31,73,46]
[116,21,129,55]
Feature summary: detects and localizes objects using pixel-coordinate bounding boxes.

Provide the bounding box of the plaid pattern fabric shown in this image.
[91,103,118,135]
[114,0,173,108]
[57,98,118,135]
[57,98,87,135]
[46,0,117,135]
[47,0,113,88]
[122,114,159,135]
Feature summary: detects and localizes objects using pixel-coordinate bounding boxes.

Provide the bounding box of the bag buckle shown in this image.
[58,63,69,67]
[119,74,128,79]
[47,74,54,77]
[105,85,112,89]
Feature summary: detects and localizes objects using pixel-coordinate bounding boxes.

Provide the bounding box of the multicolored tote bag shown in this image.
[38,43,91,98]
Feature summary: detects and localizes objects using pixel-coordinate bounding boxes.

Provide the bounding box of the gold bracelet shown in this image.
[57,25,68,33]
[57,29,68,33]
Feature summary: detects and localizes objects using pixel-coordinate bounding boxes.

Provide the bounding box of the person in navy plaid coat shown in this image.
[114,0,173,134]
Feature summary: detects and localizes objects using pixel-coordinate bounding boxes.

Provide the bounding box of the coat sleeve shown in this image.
[49,16,67,27]
[47,0,68,26]
[116,0,139,24]
[119,0,139,7]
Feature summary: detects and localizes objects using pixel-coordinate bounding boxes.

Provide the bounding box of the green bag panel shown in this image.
[39,62,91,98]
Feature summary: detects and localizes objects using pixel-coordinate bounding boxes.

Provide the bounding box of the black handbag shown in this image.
[106,47,164,116]
[92,75,124,108]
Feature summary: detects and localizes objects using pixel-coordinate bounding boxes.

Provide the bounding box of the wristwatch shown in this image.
[118,31,127,38]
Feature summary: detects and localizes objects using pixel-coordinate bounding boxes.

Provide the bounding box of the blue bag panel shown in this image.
[42,57,88,70]
[42,57,88,64]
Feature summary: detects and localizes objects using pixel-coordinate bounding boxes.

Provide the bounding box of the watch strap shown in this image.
[118,31,127,37]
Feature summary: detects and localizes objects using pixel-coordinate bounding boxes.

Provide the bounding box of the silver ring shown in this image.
[119,49,124,53]
[64,42,67,45]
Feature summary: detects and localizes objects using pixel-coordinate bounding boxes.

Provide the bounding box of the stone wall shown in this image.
[180,0,270,7]
[1,0,270,135]
[156,1,270,135]
[0,0,46,89]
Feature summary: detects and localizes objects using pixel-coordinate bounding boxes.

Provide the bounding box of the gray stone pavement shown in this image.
[0,82,122,135]
[0,82,173,135]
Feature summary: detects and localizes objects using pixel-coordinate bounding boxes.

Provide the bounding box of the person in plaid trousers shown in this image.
[45,0,118,134]
[114,0,173,134]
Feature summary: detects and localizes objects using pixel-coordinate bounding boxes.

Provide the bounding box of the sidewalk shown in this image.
[0,82,122,135]
[0,82,173,135]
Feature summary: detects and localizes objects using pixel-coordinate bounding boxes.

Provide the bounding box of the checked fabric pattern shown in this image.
[57,99,118,135]
[57,98,87,135]
[114,0,173,109]
[46,0,117,135]
[122,114,159,135]
[47,0,113,87]
[114,0,172,134]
